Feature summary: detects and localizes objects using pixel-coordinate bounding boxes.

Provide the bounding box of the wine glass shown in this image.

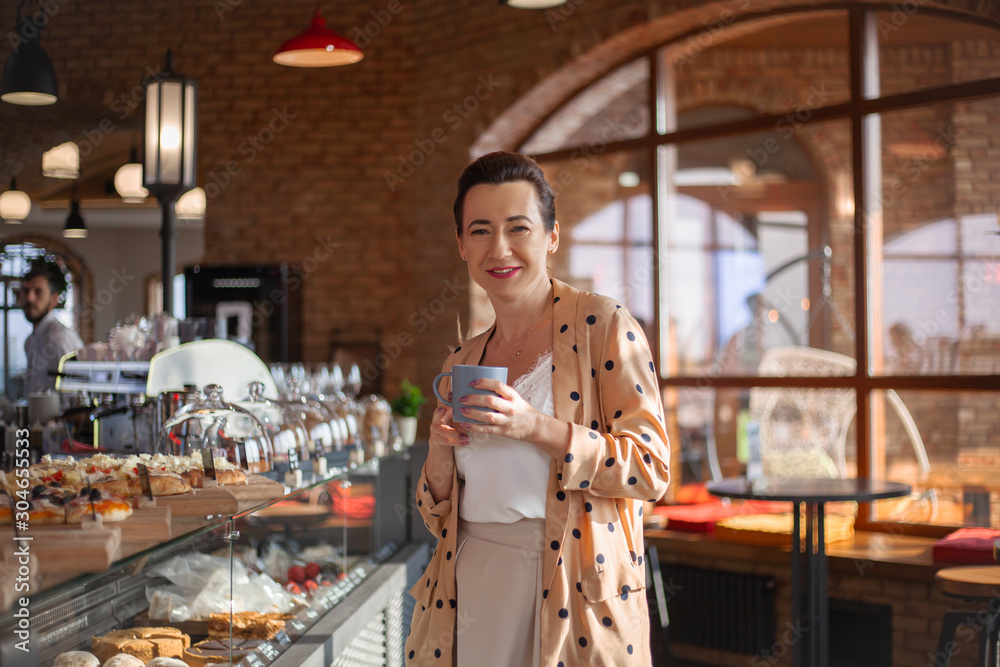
[344,363,362,400]
[329,362,345,396]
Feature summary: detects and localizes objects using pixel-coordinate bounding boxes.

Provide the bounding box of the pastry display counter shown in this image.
[0,450,426,667]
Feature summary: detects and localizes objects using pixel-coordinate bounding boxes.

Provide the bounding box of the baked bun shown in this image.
[53,651,100,667]
[102,655,145,667]
[144,659,190,667]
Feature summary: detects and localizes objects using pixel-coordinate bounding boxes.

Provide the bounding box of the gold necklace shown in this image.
[494,308,551,359]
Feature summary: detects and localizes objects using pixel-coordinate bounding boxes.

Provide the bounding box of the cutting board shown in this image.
[25,528,122,574]
[0,507,171,543]
[150,486,240,516]
[224,475,286,502]
[118,507,173,542]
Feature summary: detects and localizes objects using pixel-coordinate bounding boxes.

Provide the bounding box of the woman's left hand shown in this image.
[455,378,542,443]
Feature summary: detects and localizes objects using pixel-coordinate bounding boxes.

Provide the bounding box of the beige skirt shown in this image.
[455,518,545,667]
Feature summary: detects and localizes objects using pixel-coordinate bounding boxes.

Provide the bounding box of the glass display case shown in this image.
[0,448,427,667]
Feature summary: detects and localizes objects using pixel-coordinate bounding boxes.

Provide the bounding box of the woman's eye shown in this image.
[470,228,488,236]
[512,225,529,233]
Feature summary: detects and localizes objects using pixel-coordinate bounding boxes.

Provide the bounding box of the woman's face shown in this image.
[456,181,558,301]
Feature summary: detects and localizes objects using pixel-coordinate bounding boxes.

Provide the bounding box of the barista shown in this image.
[20,261,83,394]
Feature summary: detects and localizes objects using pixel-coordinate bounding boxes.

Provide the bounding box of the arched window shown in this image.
[505,6,1000,532]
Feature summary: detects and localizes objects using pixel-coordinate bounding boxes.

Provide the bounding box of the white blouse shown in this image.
[455,351,554,523]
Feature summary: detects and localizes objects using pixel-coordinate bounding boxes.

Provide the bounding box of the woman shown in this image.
[405,152,670,666]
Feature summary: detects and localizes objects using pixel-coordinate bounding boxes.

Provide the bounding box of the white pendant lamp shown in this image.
[0,178,31,223]
[114,147,149,203]
[42,141,80,179]
[176,186,206,220]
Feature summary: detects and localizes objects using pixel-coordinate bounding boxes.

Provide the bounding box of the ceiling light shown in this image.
[502,0,568,8]
[273,10,364,67]
[176,186,206,220]
[42,141,80,179]
[0,178,31,223]
[63,199,87,239]
[114,147,149,203]
[618,171,640,188]
[0,9,58,106]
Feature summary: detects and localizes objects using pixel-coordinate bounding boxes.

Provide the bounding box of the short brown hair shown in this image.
[453,151,556,235]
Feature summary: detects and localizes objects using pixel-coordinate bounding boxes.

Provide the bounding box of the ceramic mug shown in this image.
[433,365,508,424]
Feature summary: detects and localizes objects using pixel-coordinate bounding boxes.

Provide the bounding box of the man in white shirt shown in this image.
[20,262,84,394]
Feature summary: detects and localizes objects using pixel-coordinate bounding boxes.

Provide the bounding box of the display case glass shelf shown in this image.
[0,450,414,667]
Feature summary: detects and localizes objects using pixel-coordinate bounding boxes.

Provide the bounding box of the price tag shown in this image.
[136,463,154,499]
[286,619,307,637]
[240,654,266,667]
[273,631,292,648]
[258,641,281,661]
[201,448,218,480]
[304,608,319,621]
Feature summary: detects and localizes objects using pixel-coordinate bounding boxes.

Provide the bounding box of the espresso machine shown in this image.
[56,359,158,452]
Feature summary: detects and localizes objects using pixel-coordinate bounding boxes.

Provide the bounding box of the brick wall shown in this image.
[0,1,998,433]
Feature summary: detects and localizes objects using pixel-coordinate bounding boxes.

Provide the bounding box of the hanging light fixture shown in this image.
[176,186,206,220]
[114,146,148,203]
[273,9,364,67]
[63,199,87,239]
[41,141,80,179]
[0,178,31,223]
[500,0,568,8]
[0,2,58,106]
[144,49,197,313]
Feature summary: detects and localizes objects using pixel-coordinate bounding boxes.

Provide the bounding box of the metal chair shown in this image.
[934,565,1000,666]
[645,542,672,665]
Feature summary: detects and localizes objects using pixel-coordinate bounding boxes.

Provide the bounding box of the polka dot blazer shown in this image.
[405,279,671,666]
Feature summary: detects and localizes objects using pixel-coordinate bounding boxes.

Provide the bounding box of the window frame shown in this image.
[521,5,1000,536]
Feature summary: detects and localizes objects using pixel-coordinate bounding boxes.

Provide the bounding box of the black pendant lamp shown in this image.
[1,2,58,105]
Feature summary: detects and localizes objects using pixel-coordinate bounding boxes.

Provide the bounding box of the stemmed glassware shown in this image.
[344,363,362,400]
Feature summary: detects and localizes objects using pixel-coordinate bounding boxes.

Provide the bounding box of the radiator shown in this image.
[661,564,775,655]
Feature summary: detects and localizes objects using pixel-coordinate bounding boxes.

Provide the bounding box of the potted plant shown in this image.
[390,378,426,446]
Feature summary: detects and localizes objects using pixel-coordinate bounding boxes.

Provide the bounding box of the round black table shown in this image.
[707,477,912,667]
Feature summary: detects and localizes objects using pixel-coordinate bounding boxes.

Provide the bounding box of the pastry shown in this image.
[90,637,154,664]
[144,658,191,667]
[91,628,190,663]
[183,639,265,667]
[101,655,145,667]
[65,488,133,524]
[53,650,100,667]
[207,611,293,640]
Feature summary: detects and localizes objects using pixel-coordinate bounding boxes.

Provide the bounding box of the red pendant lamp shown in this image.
[273,9,364,67]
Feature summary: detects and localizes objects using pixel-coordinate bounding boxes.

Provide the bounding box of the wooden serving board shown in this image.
[224,475,287,502]
[150,486,240,516]
[0,508,171,543]
[27,528,122,575]
[118,507,173,542]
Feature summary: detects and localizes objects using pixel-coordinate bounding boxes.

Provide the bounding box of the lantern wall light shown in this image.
[144,49,197,314]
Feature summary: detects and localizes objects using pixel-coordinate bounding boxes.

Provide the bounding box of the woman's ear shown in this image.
[456,229,467,261]
[548,220,560,254]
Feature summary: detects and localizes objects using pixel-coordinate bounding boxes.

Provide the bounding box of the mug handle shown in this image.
[432,372,453,408]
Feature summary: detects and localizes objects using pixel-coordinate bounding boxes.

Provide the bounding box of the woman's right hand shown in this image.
[428,394,468,449]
